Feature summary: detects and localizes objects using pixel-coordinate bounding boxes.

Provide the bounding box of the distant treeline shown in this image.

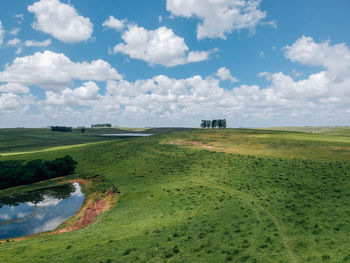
[201,119,227,129]
[51,126,72,132]
[91,124,112,128]
[0,155,77,190]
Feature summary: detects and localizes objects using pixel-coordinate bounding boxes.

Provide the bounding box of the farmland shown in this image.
[0,127,349,263]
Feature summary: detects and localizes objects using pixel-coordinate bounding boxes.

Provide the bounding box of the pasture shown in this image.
[0,127,349,263]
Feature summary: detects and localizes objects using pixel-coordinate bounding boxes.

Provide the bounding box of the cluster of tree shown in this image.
[201,119,227,129]
[91,124,112,128]
[0,184,74,208]
[51,126,72,132]
[0,155,77,190]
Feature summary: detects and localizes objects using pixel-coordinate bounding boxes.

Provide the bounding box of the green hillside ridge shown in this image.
[0,128,349,263]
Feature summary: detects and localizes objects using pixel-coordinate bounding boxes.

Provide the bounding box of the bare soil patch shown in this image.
[169,140,215,149]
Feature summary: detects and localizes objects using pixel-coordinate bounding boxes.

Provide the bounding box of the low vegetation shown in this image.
[0,127,349,262]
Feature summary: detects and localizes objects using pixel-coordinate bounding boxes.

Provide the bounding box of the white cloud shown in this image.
[24,39,52,47]
[216,67,239,83]
[7,38,21,47]
[15,46,23,54]
[6,38,22,54]
[261,20,277,29]
[0,82,29,93]
[0,93,35,112]
[166,0,267,40]
[0,93,22,111]
[37,35,350,127]
[0,21,4,46]
[282,36,350,96]
[187,51,211,63]
[15,14,24,24]
[0,50,122,92]
[260,71,330,100]
[46,81,100,106]
[28,0,93,43]
[113,25,211,67]
[255,35,350,112]
[102,16,126,31]
[284,35,350,79]
[2,36,350,128]
[10,27,20,35]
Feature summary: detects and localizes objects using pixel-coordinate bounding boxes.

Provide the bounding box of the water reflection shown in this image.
[0,183,84,240]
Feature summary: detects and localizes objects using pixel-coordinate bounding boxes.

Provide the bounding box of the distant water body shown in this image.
[100,133,153,137]
[0,183,84,240]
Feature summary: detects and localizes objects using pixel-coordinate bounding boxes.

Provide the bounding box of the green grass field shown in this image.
[0,127,188,154]
[0,127,349,262]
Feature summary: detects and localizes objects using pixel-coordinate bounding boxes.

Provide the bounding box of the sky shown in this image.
[0,0,350,128]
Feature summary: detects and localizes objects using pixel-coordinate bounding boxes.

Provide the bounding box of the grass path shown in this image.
[195,179,298,263]
[0,141,112,156]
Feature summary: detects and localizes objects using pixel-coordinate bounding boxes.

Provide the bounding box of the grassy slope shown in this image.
[262,126,350,137]
[0,128,349,263]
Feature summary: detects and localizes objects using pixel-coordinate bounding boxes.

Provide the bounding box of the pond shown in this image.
[100,133,153,137]
[0,183,84,240]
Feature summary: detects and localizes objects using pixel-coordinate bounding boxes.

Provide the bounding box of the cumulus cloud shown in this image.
[28,0,93,43]
[0,82,29,93]
[0,50,122,92]
[113,25,212,67]
[46,81,100,106]
[166,0,267,40]
[284,35,350,80]
[102,16,126,31]
[24,39,52,47]
[0,93,22,111]
[37,36,350,127]
[216,67,239,83]
[2,36,350,128]
[259,35,350,103]
[0,20,4,46]
[0,93,36,112]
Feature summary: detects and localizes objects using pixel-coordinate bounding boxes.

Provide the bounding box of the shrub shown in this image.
[0,155,77,189]
[51,126,72,132]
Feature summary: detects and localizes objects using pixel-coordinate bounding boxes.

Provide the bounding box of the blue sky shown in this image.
[0,0,350,127]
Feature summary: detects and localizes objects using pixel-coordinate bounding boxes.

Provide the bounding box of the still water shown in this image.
[0,183,84,240]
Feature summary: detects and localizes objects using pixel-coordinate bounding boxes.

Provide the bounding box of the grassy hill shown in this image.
[0,128,349,262]
[0,127,189,154]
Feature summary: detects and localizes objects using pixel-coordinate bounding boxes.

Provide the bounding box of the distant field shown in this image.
[0,128,349,263]
[162,128,350,161]
[0,127,188,154]
[262,126,350,137]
